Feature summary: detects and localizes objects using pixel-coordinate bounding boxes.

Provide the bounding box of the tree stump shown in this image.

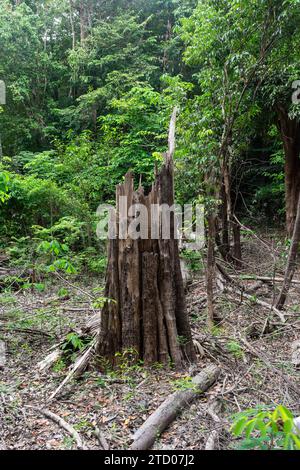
[97,110,195,367]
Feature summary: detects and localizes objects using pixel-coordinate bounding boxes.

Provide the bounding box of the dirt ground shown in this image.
[0,234,299,450]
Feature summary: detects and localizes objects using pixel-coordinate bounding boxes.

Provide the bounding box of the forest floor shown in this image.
[0,233,300,450]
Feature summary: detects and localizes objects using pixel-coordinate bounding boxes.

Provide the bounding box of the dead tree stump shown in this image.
[97,110,195,367]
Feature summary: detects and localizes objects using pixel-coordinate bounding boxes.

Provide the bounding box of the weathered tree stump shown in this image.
[97,110,195,367]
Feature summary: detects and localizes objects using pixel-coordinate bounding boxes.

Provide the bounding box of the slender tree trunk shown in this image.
[276,192,300,310]
[220,181,230,257]
[232,218,242,269]
[79,1,87,44]
[69,0,76,50]
[277,106,300,237]
[206,212,216,329]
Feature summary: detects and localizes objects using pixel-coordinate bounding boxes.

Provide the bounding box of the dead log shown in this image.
[97,109,195,367]
[130,364,220,450]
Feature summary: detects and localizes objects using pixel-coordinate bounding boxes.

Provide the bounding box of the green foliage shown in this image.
[231,405,300,450]
[57,287,69,298]
[171,375,197,392]
[181,249,203,272]
[92,297,116,309]
[226,340,244,359]
[1,0,299,283]
[52,358,67,373]
[0,169,10,203]
[62,332,85,354]
[115,348,144,376]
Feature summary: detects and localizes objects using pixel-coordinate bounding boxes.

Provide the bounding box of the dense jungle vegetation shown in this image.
[1,0,299,274]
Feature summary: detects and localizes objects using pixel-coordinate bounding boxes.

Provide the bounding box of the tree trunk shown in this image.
[69,0,76,50]
[78,0,88,44]
[277,106,300,236]
[276,192,300,310]
[232,218,242,269]
[97,110,195,367]
[206,213,216,329]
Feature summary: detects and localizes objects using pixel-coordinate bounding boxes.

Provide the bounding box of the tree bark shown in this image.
[206,213,216,329]
[277,106,300,236]
[232,218,242,269]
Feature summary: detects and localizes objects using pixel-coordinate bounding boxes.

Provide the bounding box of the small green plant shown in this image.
[226,340,244,359]
[181,249,203,272]
[115,348,143,379]
[74,419,93,432]
[52,358,66,372]
[124,392,134,401]
[177,335,188,346]
[231,405,300,450]
[211,325,223,337]
[171,376,197,392]
[57,287,69,298]
[62,332,85,354]
[63,436,76,449]
[95,377,107,388]
[152,362,164,371]
[0,294,16,305]
[37,239,77,274]
[92,296,116,309]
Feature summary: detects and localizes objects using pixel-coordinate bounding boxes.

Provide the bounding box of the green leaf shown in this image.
[231,417,248,436]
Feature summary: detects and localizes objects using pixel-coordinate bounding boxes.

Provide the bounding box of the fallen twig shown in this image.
[0,326,53,338]
[205,401,222,450]
[216,263,286,323]
[26,406,88,450]
[232,274,300,285]
[49,336,98,401]
[0,340,6,370]
[239,336,299,396]
[94,426,109,450]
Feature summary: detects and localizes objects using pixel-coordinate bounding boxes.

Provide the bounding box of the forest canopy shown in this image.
[1,0,299,263]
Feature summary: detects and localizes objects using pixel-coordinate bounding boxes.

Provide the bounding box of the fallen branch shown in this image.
[94,426,109,450]
[26,406,87,450]
[216,263,286,323]
[238,290,285,324]
[130,364,220,450]
[37,349,61,372]
[205,401,222,450]
[205,430,219,450]
[0,326,53,337]
[239,336,299,396]
[232,274,300,285]
[0,340,6,370]
[49,336,98,401]
[276,192,300,310]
